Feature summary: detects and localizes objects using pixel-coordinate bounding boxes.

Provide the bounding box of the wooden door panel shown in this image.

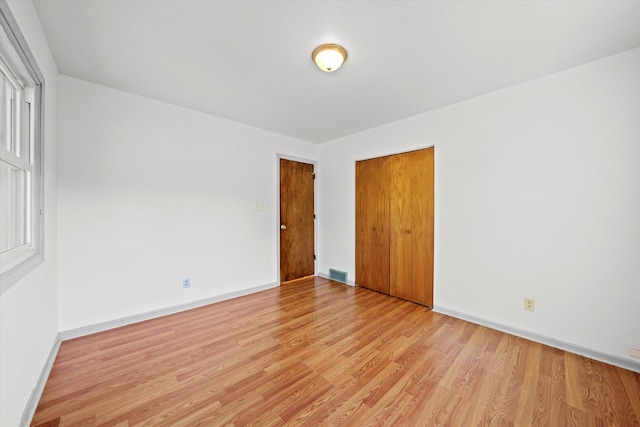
[389,152,409,300]
[280,159,315,282]
[390,148,434,306]
[355,157,390,293]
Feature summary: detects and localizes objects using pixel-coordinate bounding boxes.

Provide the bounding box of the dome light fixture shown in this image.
[312,43,348,72]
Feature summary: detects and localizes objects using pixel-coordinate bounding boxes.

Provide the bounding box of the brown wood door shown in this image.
[355,156,390,293]
[279,159,315,282]
[390,148,434,306]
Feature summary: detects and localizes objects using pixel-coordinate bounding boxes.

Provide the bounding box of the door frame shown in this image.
[276,154,318,284]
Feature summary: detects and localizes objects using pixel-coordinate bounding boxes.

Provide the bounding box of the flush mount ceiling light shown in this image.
[312,43,348,72]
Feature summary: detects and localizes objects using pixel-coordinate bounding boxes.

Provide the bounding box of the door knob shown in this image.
[281,225,287,230]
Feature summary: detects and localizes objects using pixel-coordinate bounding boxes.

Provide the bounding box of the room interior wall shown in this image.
[3,8,638,424]
[57,75,317,331]
[318,47,640,366]
[0,1,59,426]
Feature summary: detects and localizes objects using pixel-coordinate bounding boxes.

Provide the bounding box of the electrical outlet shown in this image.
[630,348,640,359]
[255,202,263,211]
[182,278,191,289]
[524,297,535,312]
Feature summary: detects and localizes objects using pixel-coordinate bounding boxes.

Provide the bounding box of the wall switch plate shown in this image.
[524,297,535,312]
[630,348,640,359]
[183,278,191,289]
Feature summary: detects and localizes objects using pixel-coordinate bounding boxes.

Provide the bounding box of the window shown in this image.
[0,3,44,294]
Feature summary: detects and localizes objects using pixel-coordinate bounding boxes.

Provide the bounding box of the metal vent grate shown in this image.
[329,269,348,283]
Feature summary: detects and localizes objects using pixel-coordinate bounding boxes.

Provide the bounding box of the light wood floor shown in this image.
[32,277,640,426]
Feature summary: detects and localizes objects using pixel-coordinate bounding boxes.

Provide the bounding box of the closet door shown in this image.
[355,156,390,294]
[389,148,434,306]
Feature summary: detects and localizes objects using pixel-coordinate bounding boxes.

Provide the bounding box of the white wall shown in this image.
[0,1,59,426]
[57,76,317,331]
[318,48,640,365]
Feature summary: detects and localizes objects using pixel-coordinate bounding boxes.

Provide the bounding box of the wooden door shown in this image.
[390,148,434,306]
[279,159,315,282]
[355,156,390,293]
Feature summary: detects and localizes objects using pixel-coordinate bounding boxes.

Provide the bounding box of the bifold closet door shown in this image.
[389,148,434,306]
[355,156,390,294]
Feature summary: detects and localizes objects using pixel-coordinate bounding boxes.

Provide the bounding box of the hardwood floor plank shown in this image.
[532,374,552,426]
[31,277,640,426]
[618,368,640,425]
[513,341,542,426]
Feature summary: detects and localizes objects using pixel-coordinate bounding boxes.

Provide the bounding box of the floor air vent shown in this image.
[329,269,348,283]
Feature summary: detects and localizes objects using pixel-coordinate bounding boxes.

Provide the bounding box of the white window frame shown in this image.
[0,1,44,294]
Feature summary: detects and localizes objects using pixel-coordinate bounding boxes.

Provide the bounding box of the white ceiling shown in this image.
[33,0,640,144]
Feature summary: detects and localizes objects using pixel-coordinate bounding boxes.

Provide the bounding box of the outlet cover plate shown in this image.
[524,297,535,312]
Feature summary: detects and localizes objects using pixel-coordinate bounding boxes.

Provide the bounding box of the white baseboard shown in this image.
[60,282,279,341]
[433,305,640,374]
[20,333,62,427]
